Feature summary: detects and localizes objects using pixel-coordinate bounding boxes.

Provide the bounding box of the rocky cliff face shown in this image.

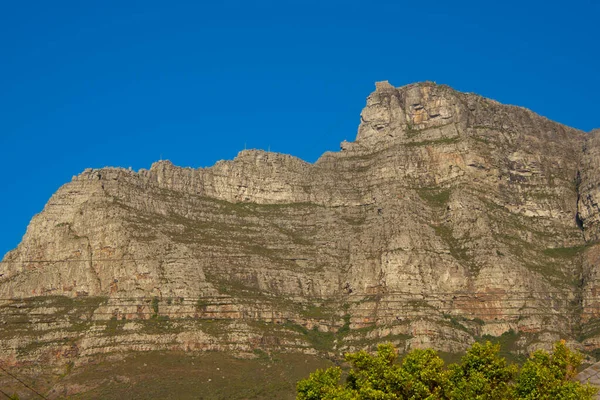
[2,81,600,378]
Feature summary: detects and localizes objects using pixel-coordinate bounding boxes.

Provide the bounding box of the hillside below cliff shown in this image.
[2,81,600,397]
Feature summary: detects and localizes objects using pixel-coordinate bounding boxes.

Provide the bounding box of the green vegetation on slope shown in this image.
[62,351,333,400]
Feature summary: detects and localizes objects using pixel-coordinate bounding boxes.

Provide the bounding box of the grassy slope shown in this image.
[50,351,333,400]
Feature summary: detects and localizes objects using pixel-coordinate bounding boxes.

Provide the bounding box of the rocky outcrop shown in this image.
[578,129,600,241]
[2,81,599,376]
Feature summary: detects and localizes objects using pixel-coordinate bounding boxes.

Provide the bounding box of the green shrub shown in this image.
[296,341,597,399]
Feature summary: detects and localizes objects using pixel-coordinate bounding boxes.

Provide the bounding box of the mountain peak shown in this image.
[1,82,599,388]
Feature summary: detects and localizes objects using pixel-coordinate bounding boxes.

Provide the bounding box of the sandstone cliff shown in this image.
[2,81,600,380]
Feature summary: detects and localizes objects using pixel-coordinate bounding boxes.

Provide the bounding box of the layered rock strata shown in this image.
[2,81,600,372]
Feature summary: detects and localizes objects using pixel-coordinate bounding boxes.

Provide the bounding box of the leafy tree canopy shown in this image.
[296,340,597,400]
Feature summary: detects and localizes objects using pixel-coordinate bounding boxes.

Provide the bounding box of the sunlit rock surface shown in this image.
[3,82,600,378]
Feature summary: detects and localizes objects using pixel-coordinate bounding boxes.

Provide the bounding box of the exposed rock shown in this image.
[2,81,600,383]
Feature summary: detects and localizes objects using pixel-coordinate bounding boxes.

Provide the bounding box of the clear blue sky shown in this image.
[1,0,599,256]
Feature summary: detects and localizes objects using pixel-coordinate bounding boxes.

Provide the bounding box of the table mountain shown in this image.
[3,81,600,383]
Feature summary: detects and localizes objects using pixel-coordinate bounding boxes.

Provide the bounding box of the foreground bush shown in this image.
[297,340,597,399]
